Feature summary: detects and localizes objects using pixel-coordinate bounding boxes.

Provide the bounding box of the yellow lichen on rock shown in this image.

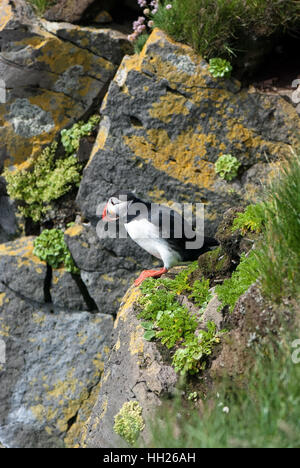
[114,286,141,329]
[64,224,84,238]
[125,128,216,189]
[0,0,12,31]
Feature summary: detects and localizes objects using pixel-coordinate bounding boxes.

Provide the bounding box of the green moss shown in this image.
[61,115,100,155]
[215,154,241,181]
[114,401,145,446]
[196,247,232,280]
[232,203,266,235]
[33,229,79,274]
[4,143,82,222]
[216,251,259,312]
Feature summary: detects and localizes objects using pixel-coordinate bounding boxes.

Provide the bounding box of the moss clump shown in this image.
[4,143,82,222]
[196,247,232,281]
[33,229,79,274]
[216,251,259,312]
[114,401,145,446]
[215,154,241,181]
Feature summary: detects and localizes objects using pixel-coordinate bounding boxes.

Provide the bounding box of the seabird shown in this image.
[101,191,218,286]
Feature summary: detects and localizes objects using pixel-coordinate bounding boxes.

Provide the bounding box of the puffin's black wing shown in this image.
[143,203,218,260]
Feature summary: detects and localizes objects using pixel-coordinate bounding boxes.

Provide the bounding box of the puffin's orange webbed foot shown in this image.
[134,267,168,286]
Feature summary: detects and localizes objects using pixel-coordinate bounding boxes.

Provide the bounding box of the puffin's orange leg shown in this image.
[134,267,168,286]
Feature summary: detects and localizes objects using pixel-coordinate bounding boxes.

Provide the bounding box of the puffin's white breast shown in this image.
[124,218,182,268]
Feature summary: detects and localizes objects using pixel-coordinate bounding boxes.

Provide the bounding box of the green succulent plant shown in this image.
[114,401,145,446]
[215,154,241,181]
[208,58,233,78]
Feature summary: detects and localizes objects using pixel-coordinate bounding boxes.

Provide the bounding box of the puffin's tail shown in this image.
[182,236,219,261]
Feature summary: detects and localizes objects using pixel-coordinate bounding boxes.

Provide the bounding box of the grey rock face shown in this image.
[64,224,156,315]
[0,237,114,447]
[77,30,300,236]
[0,282,113,448]
[0,195,18,243]
[0,0,131,167]
[81,286,178,448]
[41,20,133,65]
[44,0,96,23]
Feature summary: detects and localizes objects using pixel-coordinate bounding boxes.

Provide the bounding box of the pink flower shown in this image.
[166,4,172,9]
[137,24,146,33]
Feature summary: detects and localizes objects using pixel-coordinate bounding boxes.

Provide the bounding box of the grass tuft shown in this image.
[144,335,300,448]
[153,0,300,59]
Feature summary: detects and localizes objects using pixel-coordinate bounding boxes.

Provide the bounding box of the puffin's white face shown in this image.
[102,195,133,222]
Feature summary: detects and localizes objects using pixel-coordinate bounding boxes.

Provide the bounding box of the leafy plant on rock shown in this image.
[114,401,145,446]
[4,142,82,222]
[33,229,79,274]
[215,154,241,181]
[138,268,222,374]
[61,115,100,155]
[172,321,224,375]
[216,251,259,312]
[232,203,267,235]
[209,58,232,78]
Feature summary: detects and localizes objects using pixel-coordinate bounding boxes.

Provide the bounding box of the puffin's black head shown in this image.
[101,191,140,221]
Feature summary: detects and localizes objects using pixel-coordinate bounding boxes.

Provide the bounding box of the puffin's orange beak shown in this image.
[101,203,118,222]
[101,203,108,221]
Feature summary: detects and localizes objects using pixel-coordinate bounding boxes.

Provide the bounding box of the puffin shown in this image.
[101,191,218,286]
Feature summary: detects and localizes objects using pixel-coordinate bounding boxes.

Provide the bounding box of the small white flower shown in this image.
[222,406,230,414]
[166,4,172,9]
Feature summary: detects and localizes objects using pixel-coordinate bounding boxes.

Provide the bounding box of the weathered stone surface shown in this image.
[201,292,223,330]
[0,237,47,303]
[41,20,133,65]
[44,0,95,23]
[0,281,113,448]
[209,283,284,380]
[93,10,113,24]
[51,268,93,311]
[80,286,178,448]
[65,224,156,315]
[0,0,124,167]
[77,29,300,235]
[0,195,18,243]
